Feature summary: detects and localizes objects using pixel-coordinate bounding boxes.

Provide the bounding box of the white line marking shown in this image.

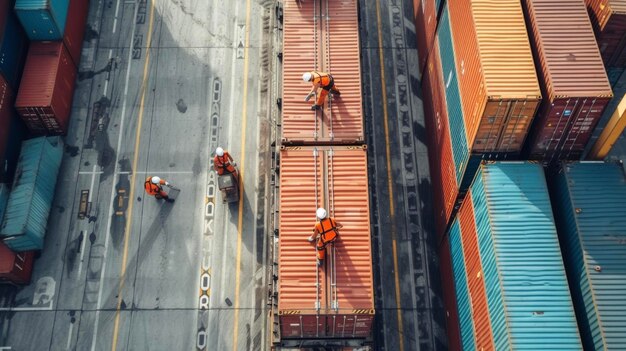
[0,346,11,350]
[112,0,121,33]
[79,170,194,175]
[88,165,97,203]
[103,49,113,96]
[78,171,104,175]
[66,322,74,350]
[91,2,140,350]
[78,166,97,277]
[0,305,53,312]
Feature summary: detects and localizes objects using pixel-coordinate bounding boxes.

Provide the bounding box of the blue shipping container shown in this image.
[550,162,626,350]
[469,162,582,349]
[0,183,8,223]
[14,0,69,40]
[0,137,63,251]
[0,10,28,90]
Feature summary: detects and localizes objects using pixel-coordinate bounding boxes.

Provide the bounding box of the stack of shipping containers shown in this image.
[276,0,374,347]
[584,0,626,74]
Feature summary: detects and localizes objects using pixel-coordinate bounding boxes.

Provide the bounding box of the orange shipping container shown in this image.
[281,0,364,144]
[278,146,374,342]
[447,0,541,153]
[585,0,626,67]
[413,0,438,74]
[523,0,613,161]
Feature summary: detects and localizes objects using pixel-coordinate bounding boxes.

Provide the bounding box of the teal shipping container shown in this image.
[0,183,8,223]
[0,137,63,251]
[550,161,626,350]
[0,2,29,90]
[445,162,583,349]
[14,0,70,40]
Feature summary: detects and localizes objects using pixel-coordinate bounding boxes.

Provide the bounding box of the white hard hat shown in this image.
[216,147,224,157]
[151,176,161,184]
[316,208,327,220]
[302,72,312,82]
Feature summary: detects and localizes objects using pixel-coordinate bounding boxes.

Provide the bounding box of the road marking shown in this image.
[77,165,98,277]
[0,305,53,312]
[233,0,252,349]
[103,49,113,96]
[90,1,142,349]
[67,322,74,349]
[112,0,121,33]
[375,0,405,350]
[110,0,155,350]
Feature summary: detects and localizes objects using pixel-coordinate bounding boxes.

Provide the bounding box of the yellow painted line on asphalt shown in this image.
[233,0,252,349]
[375,0,405,350]
[110,1,155,350]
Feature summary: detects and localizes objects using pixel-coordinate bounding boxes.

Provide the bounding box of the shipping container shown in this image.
[413,0,438,74]
[550,161,626,350]
[0,241,34,285]
[523,0,613,161]
[585,0,626,67]
[0,137,63,252]
[278,146,374,346]
[15,41,77,135]
[14,0,70,40]
[437,237,461,351]
[0,183,8,222]
[281,0,363,144]
[0,2,29,91]
[447,0,541,153]
[0,73,26,184]
[448,162,583,349]
[421,40,458,239]
[0,74,14,167]
[63,0,89,66]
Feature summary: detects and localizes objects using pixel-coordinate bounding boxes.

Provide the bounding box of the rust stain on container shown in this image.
[585,0,626,67]
[523,0,613,161]
[458,194,494,350]
[278,146,374,339]
[15,41,77,135]
[448,0,541,153]
[281,0,363,144]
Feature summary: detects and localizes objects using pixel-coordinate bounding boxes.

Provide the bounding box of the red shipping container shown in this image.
[585,0,626,67]
[278,146,374,341]
[523,0,613,161]
[438,237,462,351]
[0,241,35,285]
[0,73,14,163]
[64,0,90,67]
[413,0,438,74]
[422,38,458,240]
[457,194,494,350]
[15,41,77,135]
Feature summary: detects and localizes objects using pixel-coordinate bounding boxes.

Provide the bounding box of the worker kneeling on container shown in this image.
[213,147,240,203]
[308,208,341,266]
[144,176,175,202]
[302,71,340,110]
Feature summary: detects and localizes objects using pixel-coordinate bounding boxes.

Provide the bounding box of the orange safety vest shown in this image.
[144,177,163,195]
[214,152,235,173]
[310,71,334,90]
[315,218,338,246]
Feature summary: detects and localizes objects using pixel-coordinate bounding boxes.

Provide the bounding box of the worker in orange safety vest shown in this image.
[213,147,237,176]
[308,208,342,266]
[302,71,341,110]
[144,176,174,202]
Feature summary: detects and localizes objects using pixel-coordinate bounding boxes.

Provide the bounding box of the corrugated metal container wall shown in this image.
[522,0,613,162]
[437,237,461,351]
[413,0,437,74]
[0,137,63,252]
[448,0,541,153]
[585,0,626,67]
[15,41,77,135]
[550,162,626,350]
[14,0,70,40]
[421,39,458,239]
[448,219,477,350]
[0,241,35,284]
[0,74,14,169]
[456,194,493,350]
[281,0,363,144]
[278,146,374,340]
[0,183,8,222]
[63,0,89,66]
[0,3,29,91]
[0,114,27,183]
[468,162,582,349]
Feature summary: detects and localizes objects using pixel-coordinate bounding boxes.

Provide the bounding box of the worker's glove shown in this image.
[165,181,170,186]
[304,92,314,102]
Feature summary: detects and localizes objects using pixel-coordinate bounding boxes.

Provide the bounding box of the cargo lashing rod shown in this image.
[559,98,596,161]
[324,0,334,141]
[313,0,319,140]
[545,99,577,162]
[328,147,338,312]
[313,147,321,317]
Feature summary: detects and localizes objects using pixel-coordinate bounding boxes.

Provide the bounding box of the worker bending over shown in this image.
[308,208,342,266]
[213,147,237,176]
[144,176,174,202]
[302,71,341,110]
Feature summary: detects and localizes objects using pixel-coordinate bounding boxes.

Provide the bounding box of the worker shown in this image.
[144,176,174,202]
[213,147,237,176]
[302,71,341,110]
[308,208,342,266]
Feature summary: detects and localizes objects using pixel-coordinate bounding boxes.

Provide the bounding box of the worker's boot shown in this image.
[317,258,323,267]
[311,105,321,111]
